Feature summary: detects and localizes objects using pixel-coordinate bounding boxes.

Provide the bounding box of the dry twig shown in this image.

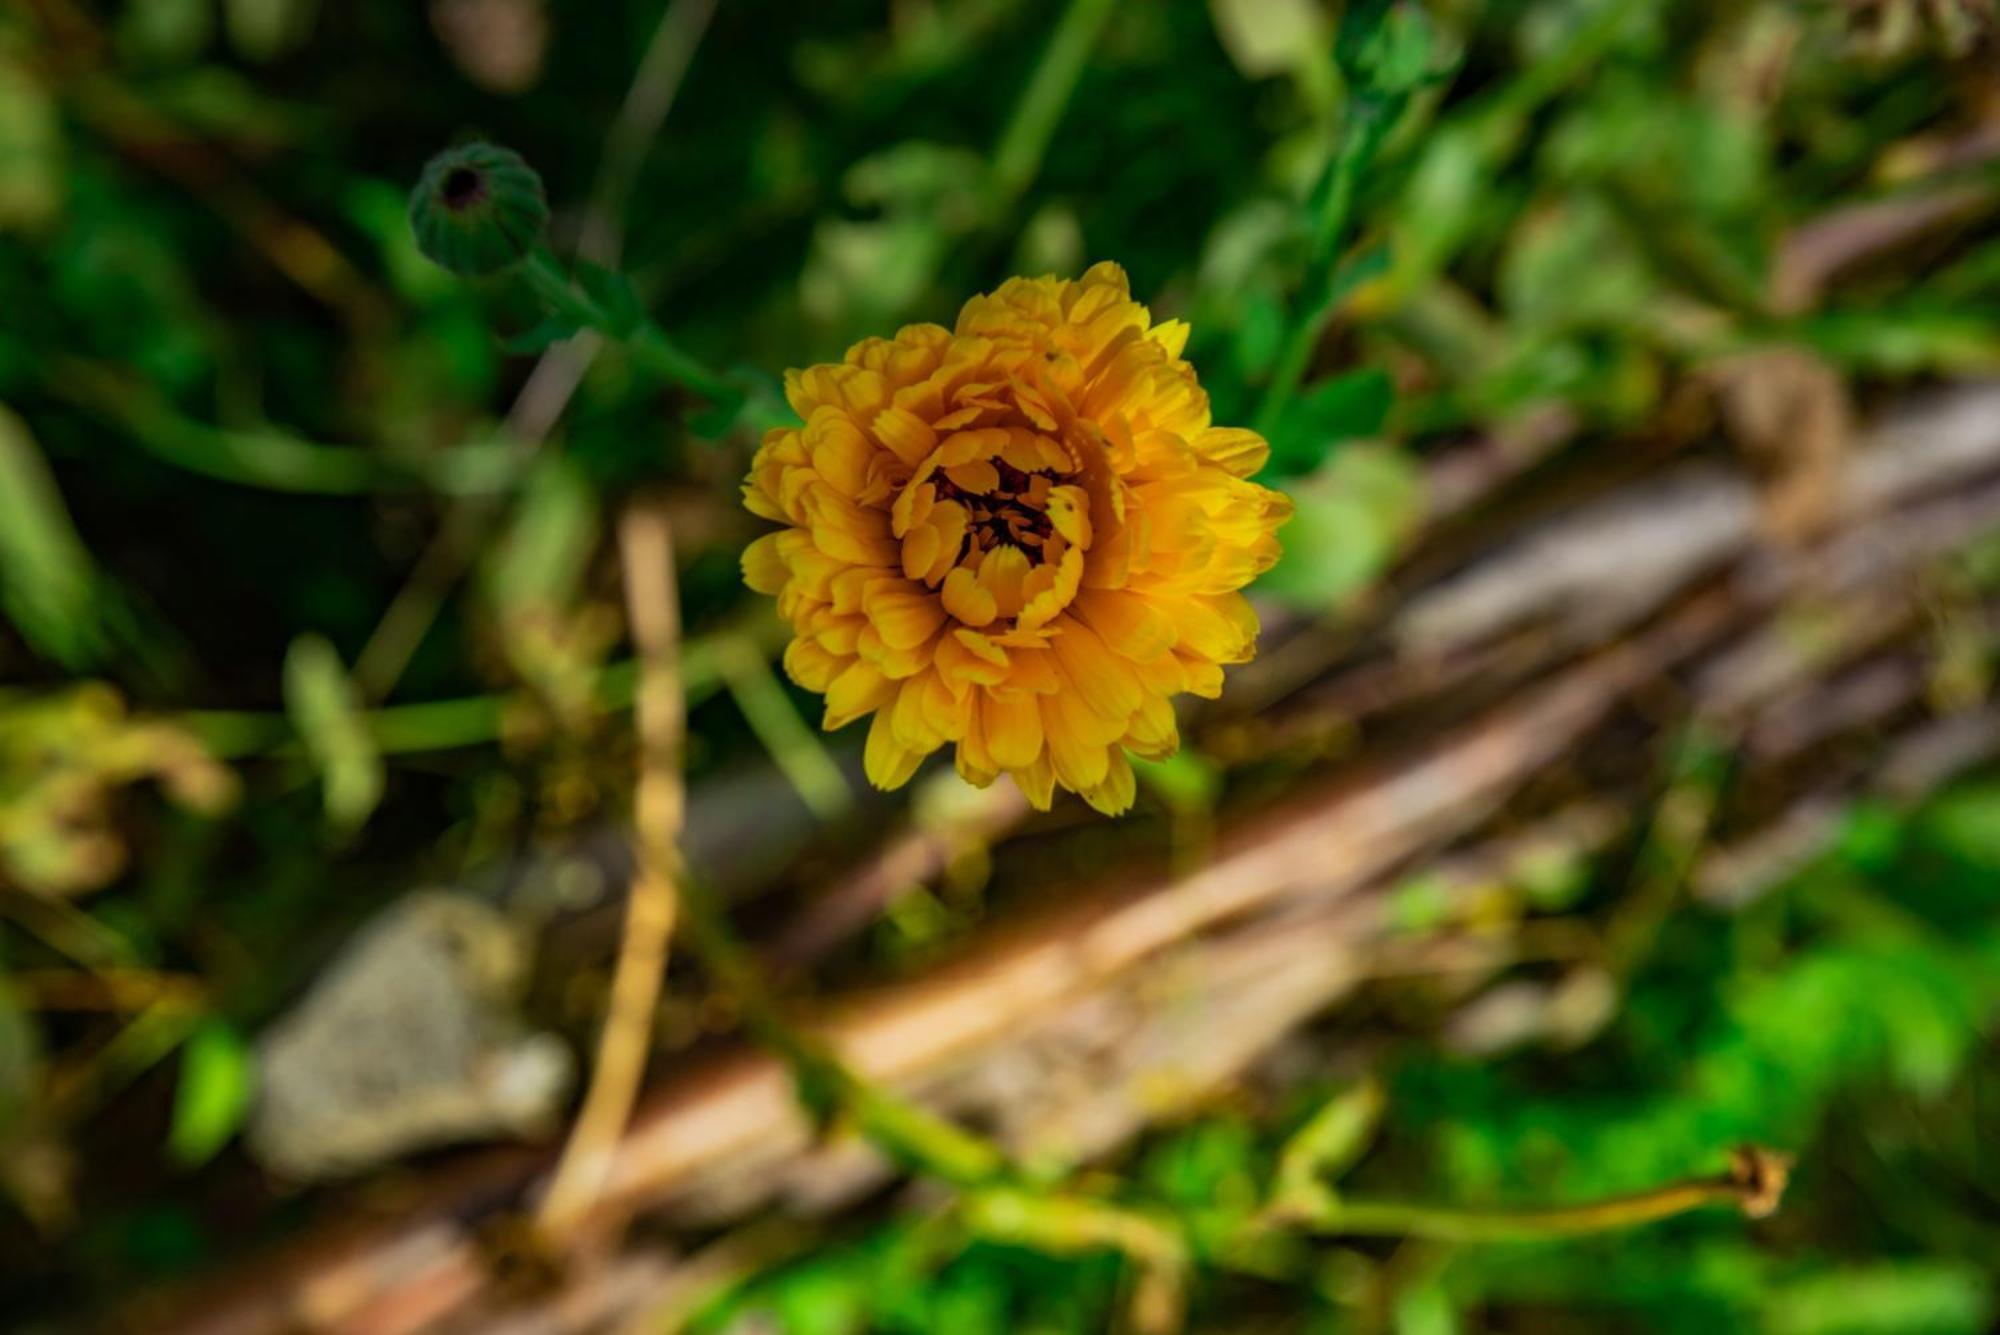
[534,502,686,1248]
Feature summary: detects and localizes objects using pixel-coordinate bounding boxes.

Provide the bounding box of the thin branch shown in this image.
[535,501,687,1246]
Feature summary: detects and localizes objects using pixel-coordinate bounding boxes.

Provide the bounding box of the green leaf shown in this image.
[1394,1280,1462,1335]
[282,635,384,832]
[504,314,585,356]
[1274,1078,1385,1212]
[1765,1263,1992,1335]
[1264,367,1394,476]
[1337,0,1441,98]
[1257,441,1425,609]
[1921,782,2000,870]
[483,453,600,617]
[1498,196,1658,335]
[0,402,110,668]
[688,386,750,438]
[573,260,644,338]
[1131,749,1221,812]
[1208,0,1329,81]
[168,1021,253,1167]
[116,0,215,66]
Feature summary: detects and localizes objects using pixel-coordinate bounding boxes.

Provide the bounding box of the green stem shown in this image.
[520,249,742,412]
[714,636,852,821]
[47,360,523,498]
[672,870,1011,1189]
[1255,95,1396,439]
[964,1186,1185,1268]
[990,0,1120,202]
[184,619,763,759]
[1312,1176,1757,1243]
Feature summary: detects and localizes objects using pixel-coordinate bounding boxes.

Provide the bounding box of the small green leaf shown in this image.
[1337,0,1441,97]
[1264,367,1394,477]
[1765,1262,1993,1335]
[573,260,643,338]
[117,0,215,66]
[504,314,585,356]
[1275,1078,1385,1213]
[1208,0,1328,81]
[483,454,599,617]
[1258,441,1424,609]
[688,387,750,438]
[1394,1280,1462,1335]
[169,1021,253,1167]
[282,634,384,832]
[1132,749,1221,812]
[1921,782,2000,871]
[1835,800,1904,872]
[0,403,109,668]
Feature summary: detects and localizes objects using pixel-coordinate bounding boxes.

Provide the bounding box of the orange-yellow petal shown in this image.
[982,690,1043,771]
[864,710,926,790]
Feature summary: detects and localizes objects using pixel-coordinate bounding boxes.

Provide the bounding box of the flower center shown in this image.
[937,460,1059,566]
[892,426,1093,629]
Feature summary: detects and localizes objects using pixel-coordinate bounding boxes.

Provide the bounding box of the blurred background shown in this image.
[6,0,2000,1330]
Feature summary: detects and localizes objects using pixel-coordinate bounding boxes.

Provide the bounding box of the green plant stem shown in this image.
[672,869,1010,1189]
[184,616,776,759]
[990,0,1120,202]
[1307,1177,1758,1242]
[1255,95,1397,439]
[520,249,742,411]
[46,360,522,497]
[713,636,852,821]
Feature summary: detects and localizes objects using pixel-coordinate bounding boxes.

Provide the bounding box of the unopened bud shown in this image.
[408,142,549,277]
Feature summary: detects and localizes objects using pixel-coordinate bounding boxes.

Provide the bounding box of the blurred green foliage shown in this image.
[0,0,1997,1327]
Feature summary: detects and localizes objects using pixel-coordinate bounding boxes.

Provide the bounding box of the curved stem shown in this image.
[521,249,743,413]
[1325,1181,1741,1241]
[1285,1147,1790,1243]
[1254,96,1393,439]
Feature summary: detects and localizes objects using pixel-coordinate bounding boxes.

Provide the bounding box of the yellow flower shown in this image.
[741,262,1290,815]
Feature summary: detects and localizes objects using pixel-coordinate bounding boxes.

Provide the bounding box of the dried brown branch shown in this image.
[534,503,686,1249]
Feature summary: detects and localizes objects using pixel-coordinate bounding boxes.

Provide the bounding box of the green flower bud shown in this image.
[408,143,549,277]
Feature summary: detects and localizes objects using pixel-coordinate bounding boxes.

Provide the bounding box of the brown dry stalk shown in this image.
[535,501,686,1247]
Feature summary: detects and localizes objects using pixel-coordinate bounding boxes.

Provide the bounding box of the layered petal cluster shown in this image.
[742,262,1290,815]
